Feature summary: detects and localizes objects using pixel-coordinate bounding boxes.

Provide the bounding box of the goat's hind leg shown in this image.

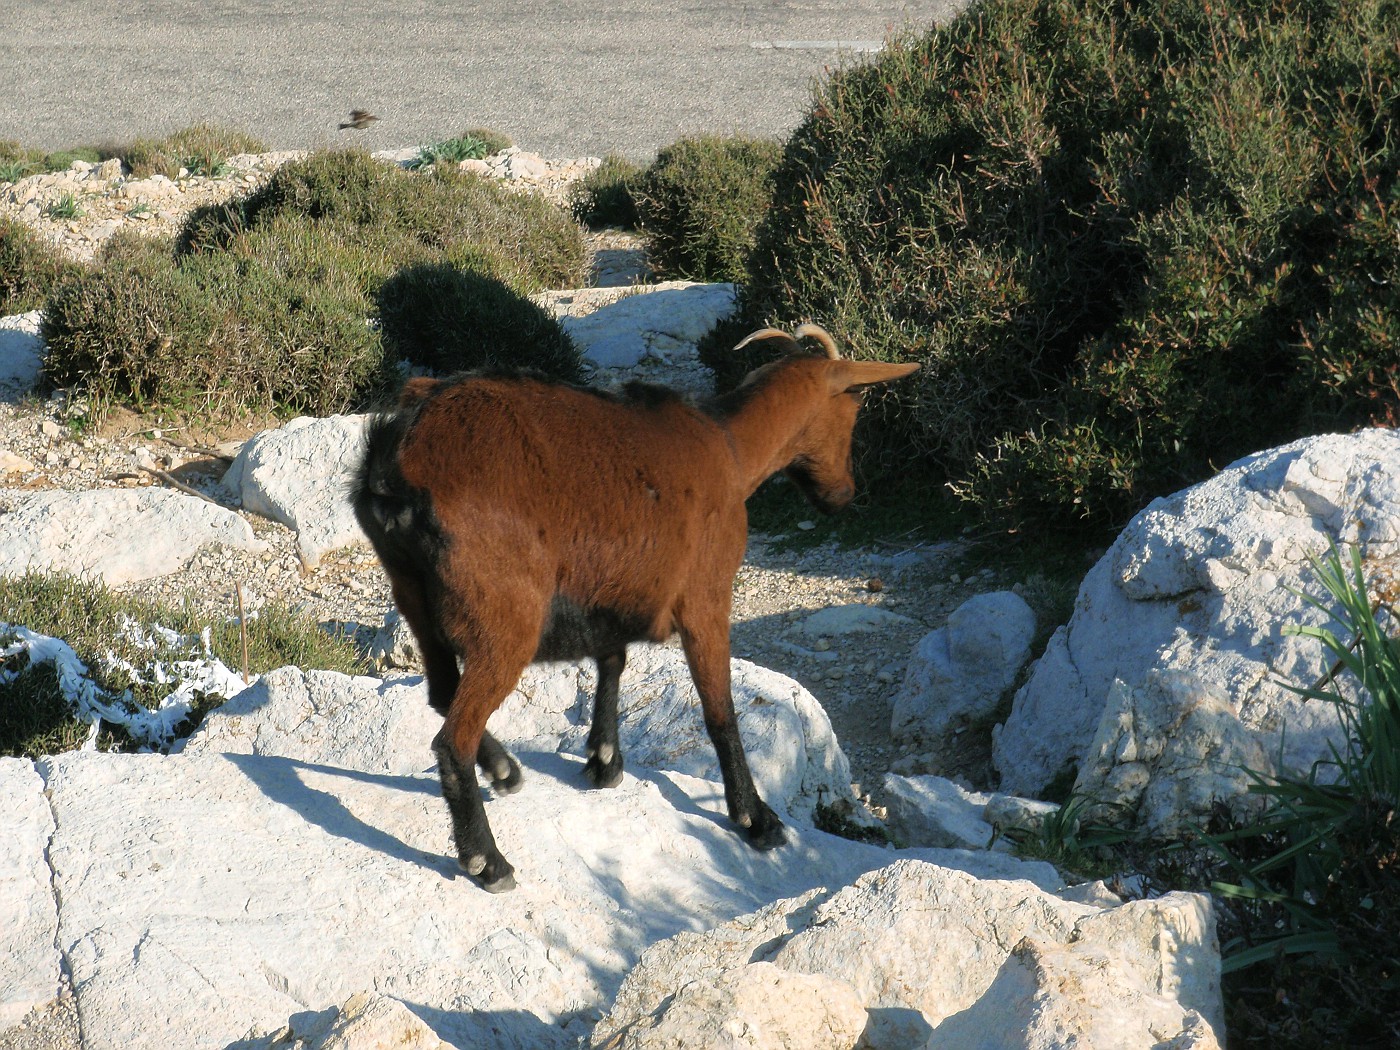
[583,648,626,788]
[680,621,786,850]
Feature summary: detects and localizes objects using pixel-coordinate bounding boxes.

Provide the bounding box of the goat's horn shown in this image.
[733,327,797,352]
[793,323,840,359]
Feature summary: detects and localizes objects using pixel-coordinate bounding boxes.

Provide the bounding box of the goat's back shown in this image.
[355,373,746,622]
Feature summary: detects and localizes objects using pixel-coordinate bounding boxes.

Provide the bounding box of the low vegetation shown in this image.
[0,215,85,315]
[570,152,644,228]
[0,571,363,758]
[40,148,588,420]
[117,123,269,179]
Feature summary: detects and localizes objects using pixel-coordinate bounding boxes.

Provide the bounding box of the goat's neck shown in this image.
[713,363,822,497]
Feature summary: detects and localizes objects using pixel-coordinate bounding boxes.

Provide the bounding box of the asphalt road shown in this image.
[2,1,963,160]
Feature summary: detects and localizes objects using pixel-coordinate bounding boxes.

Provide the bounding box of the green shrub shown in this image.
[1208,545,1400,1046]
[463,127,513,155]
[43,227,393,418]
[637,134,782,282]
[120,123,268,179]
[43,149,588,419]
[0,215,85,315]
[181,149,586,292]
[0,141,107,182]
[716,0,1400,530]
[0,570,364,757]
[378,262,585,381]
[571,153,644,228]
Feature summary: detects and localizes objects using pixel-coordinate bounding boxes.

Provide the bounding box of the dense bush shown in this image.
[571,153,644,228]
[637,134,782,282]
[43,149,587,418]
[711,0,1400,529]
[377,263,585,381]
[0,216,85,315]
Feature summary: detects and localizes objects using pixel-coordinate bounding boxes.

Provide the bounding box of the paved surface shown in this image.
[1,0,962,160]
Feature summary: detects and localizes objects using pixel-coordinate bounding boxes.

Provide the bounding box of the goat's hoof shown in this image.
[491,757,524,795]
[480,870,517,894]
[741,804,787,851]
[461,852,516,892]
[584,750,624,789]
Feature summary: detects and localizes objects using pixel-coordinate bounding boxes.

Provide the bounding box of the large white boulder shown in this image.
[0,759,59,1029]
[994,430,1400,828]
[891,590,1036,755]
[593,859,1223,1050]
[186,647,859,823]
[0,487,266,585]
[222,413,369,569]
[544,281,735,372]
[10,731,1067,1049]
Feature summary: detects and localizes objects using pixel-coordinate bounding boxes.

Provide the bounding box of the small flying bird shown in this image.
[339,109,379,130]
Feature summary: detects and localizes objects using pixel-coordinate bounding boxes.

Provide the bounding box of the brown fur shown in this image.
[353,326,919,891]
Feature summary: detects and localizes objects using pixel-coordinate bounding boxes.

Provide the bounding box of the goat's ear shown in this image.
[828,360,920,395]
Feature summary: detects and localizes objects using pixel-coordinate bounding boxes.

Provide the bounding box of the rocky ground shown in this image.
[0,149,1035,1050]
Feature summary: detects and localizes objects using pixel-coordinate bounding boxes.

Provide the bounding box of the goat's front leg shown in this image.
[435,648,534,892]
[584,648,626,788]
[680,622,786,850]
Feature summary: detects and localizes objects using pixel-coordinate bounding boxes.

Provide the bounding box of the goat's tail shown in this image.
[352,408,443,577]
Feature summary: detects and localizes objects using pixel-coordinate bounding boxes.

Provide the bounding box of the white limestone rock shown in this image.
[597,960,869,1050]
[223,413,369,569]
[0,487,265,585]
[177,667,442,776]
[594,858,1222,1050]
[0,311,45,395]
[17,744,1065,1050]
[559,281,735,368]
[1074,671,1273,837]
[891,591,1036,753]
[882,772,1001,852]
[185,647,857,822]
[258,991,455,1050]
[0,759,60,1028]
[994,430,1400,819]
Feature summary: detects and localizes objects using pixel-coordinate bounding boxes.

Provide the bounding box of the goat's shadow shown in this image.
[223,752,461,880]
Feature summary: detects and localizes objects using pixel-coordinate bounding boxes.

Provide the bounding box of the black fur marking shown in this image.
[534,596,651,662]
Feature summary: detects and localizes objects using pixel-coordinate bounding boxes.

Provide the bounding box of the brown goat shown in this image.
[353,325,919,891]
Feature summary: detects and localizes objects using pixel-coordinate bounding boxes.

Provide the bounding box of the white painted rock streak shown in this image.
[223,414,370,569]
[0,487,266,586]
[0,759,59,1028]
[994,430,1400,820]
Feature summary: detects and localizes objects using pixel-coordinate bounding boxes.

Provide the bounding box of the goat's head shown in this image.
[734,324,920,514]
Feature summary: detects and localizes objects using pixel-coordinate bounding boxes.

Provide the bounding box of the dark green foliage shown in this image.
[716,0,1400,529]
[0,215,86,315]
[42,149,588,419]
[1208,546,1400,1047]
[637,134,783,282]
[378,263,585,382]
[0,571,364,757]
[571,153,644,228]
